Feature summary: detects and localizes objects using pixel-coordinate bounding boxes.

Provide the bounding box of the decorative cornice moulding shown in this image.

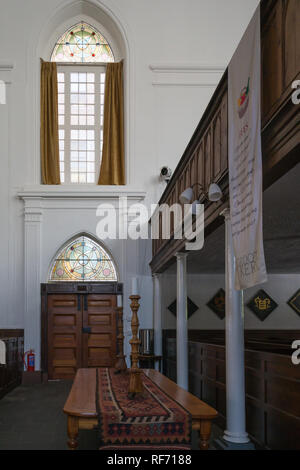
[23,198,43,223]
[17,186,146,201]
[149,63,225,87]
[152,82,219,87]
[0,62,15,85]
[149,64,226,74]
[0,62,15,71]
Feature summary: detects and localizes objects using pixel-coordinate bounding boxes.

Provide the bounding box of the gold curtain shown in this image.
[98,61,125,185]
[40,60,60,184]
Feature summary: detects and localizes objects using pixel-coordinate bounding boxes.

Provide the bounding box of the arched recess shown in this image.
[29,0,133,184]
[42,5,125,62]
[48,233,119,282]
[50,21,115,63]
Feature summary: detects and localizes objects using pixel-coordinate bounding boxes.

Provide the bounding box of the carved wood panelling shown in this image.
[163,329,300,449]
[213,112,221,180]
[0,331,24,399]
[204,131,212,192]
[261,1,283,120]
[197,143,204,190]
[220,93,228,176]
[284,0,300,88]
[261,0,300,125]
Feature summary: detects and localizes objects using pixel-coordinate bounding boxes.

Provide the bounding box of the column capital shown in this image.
[175,252,188,260]
[220,207,230,220]
[22,197,43,223]
[152,272,162,280]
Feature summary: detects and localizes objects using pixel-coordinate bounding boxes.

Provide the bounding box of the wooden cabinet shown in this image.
[42,283,122,380]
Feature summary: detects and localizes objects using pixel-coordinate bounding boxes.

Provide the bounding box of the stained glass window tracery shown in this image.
[49,235,118,282]
[51,22,114,63]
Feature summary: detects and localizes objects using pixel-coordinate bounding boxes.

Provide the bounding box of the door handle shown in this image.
[82,327,91,334]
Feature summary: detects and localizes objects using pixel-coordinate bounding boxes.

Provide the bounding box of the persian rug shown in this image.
[96,368,192,449]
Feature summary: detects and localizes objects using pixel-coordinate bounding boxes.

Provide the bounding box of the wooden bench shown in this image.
[63,368,218,450]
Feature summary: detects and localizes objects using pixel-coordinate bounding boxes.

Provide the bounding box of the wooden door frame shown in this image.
[41,282,123,378]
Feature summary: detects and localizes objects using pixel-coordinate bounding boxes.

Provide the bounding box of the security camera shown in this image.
[160,166,172,182]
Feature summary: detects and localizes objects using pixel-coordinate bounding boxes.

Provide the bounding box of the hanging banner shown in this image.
[228,7,267,290]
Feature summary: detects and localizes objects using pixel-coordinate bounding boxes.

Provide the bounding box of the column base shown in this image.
[214,437,255,450]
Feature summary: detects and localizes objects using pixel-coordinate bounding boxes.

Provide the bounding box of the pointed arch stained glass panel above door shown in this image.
[49,235,118,282]
[51,22,114,63]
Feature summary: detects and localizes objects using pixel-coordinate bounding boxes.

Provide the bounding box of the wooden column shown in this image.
[128,295,143,397]
[114,306,127,372]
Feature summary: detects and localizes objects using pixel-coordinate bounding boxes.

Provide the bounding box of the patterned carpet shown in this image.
[96,368,192,449]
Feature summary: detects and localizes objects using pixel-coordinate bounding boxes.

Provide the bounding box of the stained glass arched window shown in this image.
[49,235,118,282]
[51,22,114,63]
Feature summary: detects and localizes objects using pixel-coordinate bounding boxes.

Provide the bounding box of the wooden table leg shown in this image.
[67,415,79,450]
[199,419,212,450]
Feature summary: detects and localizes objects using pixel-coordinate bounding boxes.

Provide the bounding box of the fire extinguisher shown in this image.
[23,349,35,372]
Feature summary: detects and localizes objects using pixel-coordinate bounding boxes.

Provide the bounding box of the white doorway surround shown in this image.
[18,186,147,370]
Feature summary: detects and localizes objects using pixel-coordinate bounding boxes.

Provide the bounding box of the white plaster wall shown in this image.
[0,0,260,365]
[162,273,300,330]
[0,70,11,327]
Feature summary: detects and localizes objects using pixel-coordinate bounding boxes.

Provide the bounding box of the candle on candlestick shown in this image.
[117,295,123,307]
[132,277,138,295]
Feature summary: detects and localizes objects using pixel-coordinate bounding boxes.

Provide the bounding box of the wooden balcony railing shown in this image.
[150,0,299,273]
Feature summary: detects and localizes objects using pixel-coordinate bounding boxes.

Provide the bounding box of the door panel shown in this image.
[88,333,111,347]
[88,314,111,325]
[47,294,82,379]
[82,294,117,368]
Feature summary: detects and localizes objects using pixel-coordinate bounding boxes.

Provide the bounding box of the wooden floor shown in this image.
[0,381,223,450]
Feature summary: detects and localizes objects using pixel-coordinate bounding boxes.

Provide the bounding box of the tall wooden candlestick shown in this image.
[114,306,127,372]
[128,295,143,397]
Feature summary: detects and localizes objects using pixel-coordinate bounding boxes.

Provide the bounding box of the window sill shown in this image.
[17,185,146,201]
